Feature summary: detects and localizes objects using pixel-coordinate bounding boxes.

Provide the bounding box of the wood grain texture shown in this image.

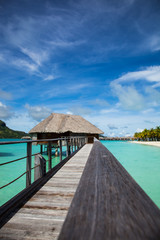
[0,144,93,240]
[58,140,160,240]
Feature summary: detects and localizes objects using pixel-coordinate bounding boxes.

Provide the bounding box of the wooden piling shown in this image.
[34,154,46,181]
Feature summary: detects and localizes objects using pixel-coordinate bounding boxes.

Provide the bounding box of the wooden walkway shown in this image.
[0,144,93,240]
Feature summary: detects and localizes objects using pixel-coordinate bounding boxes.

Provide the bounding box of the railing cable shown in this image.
[0,152,40,166]
[0,171,28,190]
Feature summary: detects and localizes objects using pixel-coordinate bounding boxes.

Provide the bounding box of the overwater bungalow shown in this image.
[29,112,104,143]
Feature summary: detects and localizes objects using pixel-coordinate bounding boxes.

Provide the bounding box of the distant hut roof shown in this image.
[29,113,104,134]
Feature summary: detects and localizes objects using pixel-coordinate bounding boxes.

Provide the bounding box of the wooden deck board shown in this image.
[0,144,93,240]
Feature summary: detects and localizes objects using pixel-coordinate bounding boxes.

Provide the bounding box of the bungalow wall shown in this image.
[34,132,99,144]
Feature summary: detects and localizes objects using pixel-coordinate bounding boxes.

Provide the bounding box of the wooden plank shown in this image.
[58,141,160,240]
[0,144,93,240]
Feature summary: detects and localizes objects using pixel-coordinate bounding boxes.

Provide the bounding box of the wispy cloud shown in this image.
[49,39,85,48]
[6,112,38,132]
[0,54,5,62]
[25,104,52,121]
[100,108,119,114]
[43,82,92,98]
[0,89,12,100]
[111,82,145,110]
[89,99,109,107]
[68,83,91,91]
[0,102,13,119]
[110,66,160,111]
[69,105,92,116]
[107,124,118,130]
[43,75,56,81]
[12,59,38,73]
[113,66,160,86]
[20,47,49,66]
[148,35,160,52]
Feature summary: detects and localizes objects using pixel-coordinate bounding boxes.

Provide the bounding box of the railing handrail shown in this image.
[58,139,160,240]
[0,136,85,145]
[0,136,86,228]
[0,135,86,199]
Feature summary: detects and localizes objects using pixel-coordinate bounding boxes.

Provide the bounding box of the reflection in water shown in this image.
[0,152,14,157]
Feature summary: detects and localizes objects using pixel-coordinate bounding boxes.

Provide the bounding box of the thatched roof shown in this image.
[29,113,104,134]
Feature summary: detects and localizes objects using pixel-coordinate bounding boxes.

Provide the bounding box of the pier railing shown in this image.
[0,136,86,227]
[58,139,160,240]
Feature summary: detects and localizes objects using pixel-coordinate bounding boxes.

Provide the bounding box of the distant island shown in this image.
[0,120,30,139]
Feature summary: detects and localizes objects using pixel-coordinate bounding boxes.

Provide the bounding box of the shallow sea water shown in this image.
[0,139,160,208]
[101,140,160,208]
[0,139,67,206]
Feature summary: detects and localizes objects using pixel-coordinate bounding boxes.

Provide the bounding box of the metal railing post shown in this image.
[59,139,62,161]
[26,142,32,187]
[77,138,79,150]
[48,141,52,170]
[71,138,73,153]
[66,138,68,157]
[40,145,43,154]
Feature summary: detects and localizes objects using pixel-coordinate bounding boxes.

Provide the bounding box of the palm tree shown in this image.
[155,126,160,141]
[134,126,160,141]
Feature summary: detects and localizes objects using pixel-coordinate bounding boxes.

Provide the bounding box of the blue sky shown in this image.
[0,0,160,136]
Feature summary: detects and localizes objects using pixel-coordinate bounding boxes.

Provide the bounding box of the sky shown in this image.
[0,0,160,137]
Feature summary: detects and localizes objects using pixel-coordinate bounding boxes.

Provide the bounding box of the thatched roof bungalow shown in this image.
[29,113,103,143]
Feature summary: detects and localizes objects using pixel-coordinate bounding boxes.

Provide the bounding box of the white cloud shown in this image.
[69,106,92,116]
[90,98,109,107]
[12,59,38,73]
[20,47,49,66]
[68,83,91,91]
[49,40,85,48]
[6,113,37,133]
[0,102,12,119]
[145,87,160,106]
[25,104,51,121]
[110,65,160,111]
[114,66,160,86]
[66,111,73,115]
[100,108,119,114]
[142,108,154,114]
[135,128,144,133]
[0,54,5,62]
[111,82,145,110]
[0,89,12,100]
[85,108,160,137]
[43,75,55,81]
[148,35,160,52]
[107,124,118,130]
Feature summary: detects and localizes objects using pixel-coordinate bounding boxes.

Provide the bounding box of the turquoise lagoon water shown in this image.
[0,139,67,206]
[101,140,160,208]
[0,139,160,208]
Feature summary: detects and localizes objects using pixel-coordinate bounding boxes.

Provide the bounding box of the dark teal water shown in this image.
[101,140,160,208]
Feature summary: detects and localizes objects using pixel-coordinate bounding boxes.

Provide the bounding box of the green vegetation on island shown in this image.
[134,126,160,141]
[0,120,29,139]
